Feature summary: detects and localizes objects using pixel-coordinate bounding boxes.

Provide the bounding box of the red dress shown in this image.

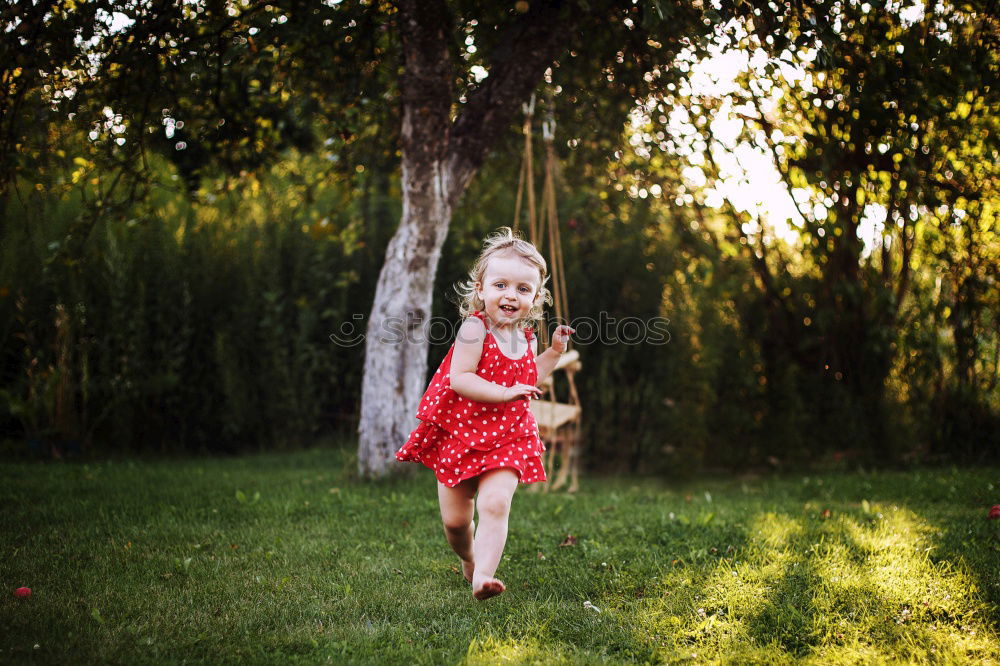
[396,311,547,487]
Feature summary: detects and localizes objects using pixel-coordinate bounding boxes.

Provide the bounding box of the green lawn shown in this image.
[2,446,998,664]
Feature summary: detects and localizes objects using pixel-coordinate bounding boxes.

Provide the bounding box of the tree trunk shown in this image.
[357,178,453,478]
[356,0,569,478]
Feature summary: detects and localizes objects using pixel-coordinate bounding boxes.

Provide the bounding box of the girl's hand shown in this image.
[551,325,575,354]
[503,383,543,402]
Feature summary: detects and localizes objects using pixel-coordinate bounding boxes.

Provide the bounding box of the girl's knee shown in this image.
[442,517,472,534]
[477,491,512,519]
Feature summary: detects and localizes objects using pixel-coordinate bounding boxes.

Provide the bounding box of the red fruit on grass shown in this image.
[14,587,31,598]
[989,505,1000,520]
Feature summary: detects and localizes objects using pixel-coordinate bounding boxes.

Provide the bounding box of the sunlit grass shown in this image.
[1,448,997,664]
[629,503,997,664]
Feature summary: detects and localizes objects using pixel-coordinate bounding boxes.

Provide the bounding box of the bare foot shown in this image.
[461,559,475,583]
[472,576,506,600]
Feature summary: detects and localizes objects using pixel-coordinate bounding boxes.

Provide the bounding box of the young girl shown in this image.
[396,227,573,601]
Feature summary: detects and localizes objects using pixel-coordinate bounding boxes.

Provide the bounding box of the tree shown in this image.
[647,1,999,457]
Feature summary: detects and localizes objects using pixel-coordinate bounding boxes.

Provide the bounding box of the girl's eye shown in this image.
[519,287,530,293]
[495,282,505,289]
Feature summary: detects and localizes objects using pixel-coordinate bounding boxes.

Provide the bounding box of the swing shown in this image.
[515,96,583,493]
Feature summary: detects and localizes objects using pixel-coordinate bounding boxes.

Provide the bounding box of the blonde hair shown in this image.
[456,227,552,328]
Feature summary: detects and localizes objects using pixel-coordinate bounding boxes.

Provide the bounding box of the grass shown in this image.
[1,446,998,664]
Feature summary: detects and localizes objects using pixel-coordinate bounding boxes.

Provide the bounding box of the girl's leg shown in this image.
[437,478,477,582]
[472,468,520,600]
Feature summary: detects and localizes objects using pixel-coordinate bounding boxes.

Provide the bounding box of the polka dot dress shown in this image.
[396,311,547,487]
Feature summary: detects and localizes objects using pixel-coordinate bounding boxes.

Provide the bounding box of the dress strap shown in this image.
[524,326,534,343]
[471,311,488,324]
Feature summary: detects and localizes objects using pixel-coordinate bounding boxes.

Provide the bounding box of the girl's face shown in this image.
[475,253,541,329]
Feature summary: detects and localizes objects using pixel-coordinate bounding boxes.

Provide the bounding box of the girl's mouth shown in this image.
[499,304,518,315]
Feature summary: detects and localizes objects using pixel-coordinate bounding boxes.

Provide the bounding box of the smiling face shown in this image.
[475,252,542,329]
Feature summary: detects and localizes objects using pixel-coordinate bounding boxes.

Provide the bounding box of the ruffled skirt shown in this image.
[396,421,546,487]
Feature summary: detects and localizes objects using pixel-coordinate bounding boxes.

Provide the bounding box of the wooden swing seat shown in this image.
[537,350,581,388]
[553,349,580,372]
[530,399,581,436]
[531,350,582,435]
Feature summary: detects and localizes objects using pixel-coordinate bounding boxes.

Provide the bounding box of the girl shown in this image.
[396,227,573,601]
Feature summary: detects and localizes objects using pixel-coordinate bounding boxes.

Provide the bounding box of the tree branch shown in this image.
[892,191,914,320]
[703,144,787,312]
[397,0,454,166]
[880,172,899,283]
[446,0,571,202]
[741,96,817,233]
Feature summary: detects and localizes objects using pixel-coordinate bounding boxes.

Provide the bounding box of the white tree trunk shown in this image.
[357,159,454,478]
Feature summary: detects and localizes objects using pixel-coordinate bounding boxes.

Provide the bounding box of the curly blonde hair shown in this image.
[455,227,552,328]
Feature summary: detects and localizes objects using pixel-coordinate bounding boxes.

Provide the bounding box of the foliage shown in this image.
[0,1,997,466]
[1,447,998,662]
[0,141,379,453]
[1,1,397,188]
[619,1,1000,464]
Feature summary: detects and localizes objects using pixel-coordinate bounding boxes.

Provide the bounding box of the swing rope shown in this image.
[540,108,582,445]
[515,96,571,346]
[514,95,583,492]
[512,96,538,244]
[542,112,570,341]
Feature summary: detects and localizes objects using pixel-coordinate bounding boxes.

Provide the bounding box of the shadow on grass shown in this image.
[745,553,821,656]
[858,468,1000,629]
[620,497,999,663]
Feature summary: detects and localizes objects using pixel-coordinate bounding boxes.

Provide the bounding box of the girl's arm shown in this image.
[534,325,574,386]
[450,318,541,403]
